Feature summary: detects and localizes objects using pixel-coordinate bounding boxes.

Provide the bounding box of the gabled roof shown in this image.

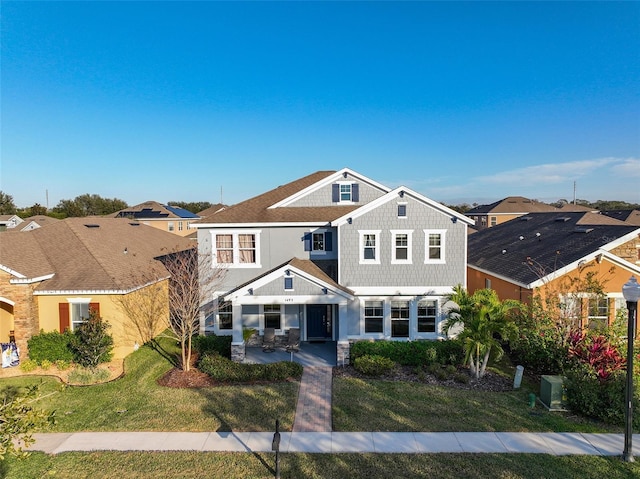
[196,204,227,221]
[112,201,200,220]
[222,257,354,300]
[0,217,195,293]
[332,186,474,226]
[467,212,640,288]
[600,209,640,226]
[466,196,558,215]
[193,170,362,226]
[19,215,61,231]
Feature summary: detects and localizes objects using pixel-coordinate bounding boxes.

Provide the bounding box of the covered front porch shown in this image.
[243,340,341,367]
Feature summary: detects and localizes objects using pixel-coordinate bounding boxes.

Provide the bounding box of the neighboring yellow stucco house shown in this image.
[0,217,194,361]
[111,201,202,237]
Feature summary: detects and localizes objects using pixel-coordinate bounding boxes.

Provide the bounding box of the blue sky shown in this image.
[2,1,639,209]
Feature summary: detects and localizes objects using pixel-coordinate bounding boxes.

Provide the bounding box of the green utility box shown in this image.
[539,375,567,411]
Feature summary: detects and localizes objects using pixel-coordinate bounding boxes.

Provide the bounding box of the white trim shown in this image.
[390,229,413,264]
[193,222,328,229]
[332,186,474,227]
[268,167,391,209]
[424,229,446,264]
[10,273,56,284]
[0,296,15,307]
[210,229,262,269]
[359,230,381,264]
[350,286,454,295]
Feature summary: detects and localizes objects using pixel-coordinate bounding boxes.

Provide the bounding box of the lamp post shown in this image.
[622,275,640,462]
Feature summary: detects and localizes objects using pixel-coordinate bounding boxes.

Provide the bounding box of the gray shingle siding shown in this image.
[287,173,386,207]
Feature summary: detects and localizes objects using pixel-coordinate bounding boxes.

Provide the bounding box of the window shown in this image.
[485,278,492,289]
[212,231,261,267]
[588,297,608,330]
[304,230,333,253]
[340,184,352,201]
[481,217,487,226]
[424,230,446,263]
[218,301,233,330]
[364,301,383,333]
[398,204,407,218]
[332,182,359,203]
[391,301,410,338]
[418,300,437,333]
[313,233,325,251]
[391,230,412,263]
[284,277,294,290]
[490,216,497,227]
[264,305,281,330]
[71,302,90,330]
[359,230,381,264]
[178,221,183,231]
[168,222,175,232]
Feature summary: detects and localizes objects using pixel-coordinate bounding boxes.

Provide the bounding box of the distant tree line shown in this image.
[2,190,638,219]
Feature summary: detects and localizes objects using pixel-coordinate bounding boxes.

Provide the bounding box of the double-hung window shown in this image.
[418,300,437,333]
[71,302,90,331]
[424,230,446,263]
[218,301,233,330]
[264,305,281,330]
[332,182,360,203]
[588,297,609,330]
[391,301,410,338]
[212,231,261,267]
[391,230,412,264]
[364,300,383,334]
[359,230,381,264]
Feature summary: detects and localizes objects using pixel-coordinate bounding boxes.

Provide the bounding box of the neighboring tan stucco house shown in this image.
[466,196,558,230]
[193,168,474,362]
[467,211,640,330]
[112,201,201,237]
[0,217,194,360]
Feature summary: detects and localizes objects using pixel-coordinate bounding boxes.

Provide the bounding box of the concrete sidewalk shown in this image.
[29,431,640,456]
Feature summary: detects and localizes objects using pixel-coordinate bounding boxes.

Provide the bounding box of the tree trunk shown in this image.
[479,347,491,378]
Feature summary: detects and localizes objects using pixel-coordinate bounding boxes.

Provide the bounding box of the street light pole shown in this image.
[622,275,640,462]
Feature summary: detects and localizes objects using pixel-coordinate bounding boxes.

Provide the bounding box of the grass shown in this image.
[2,451,639,479]
[0,337,299,432]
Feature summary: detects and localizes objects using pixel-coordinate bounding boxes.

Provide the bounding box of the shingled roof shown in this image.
[193,170,361,225]
[112,201,200,220]
[0,217,195,293]
[466,196,558,215]
[467,212,640,287]
[600,209,640,226]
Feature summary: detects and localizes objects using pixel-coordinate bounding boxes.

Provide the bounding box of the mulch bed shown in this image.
[157,361,514,392]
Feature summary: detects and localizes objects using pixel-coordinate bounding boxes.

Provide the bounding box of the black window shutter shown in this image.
[352,183,359,202]
[325,232,333,251]
[332,184,340,202]
[304,232,312,251]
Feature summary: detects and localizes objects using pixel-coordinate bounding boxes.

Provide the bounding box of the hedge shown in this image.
[192,334,232,359]
[198,353,303,383]
[26,330,75,364]
[350,339,464,367]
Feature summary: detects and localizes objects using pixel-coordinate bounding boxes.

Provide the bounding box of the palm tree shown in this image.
[443,286,521,378]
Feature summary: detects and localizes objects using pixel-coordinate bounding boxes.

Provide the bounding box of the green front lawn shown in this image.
[0,338,298,432]
[3,451,639,479]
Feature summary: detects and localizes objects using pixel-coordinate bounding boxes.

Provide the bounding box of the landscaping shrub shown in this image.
[350,340,464,367]
[68,367,111,385]
[26,330,74,365]
[192,334,232,359]
[353,354,395,376]
[19,359,38,373]
[39,359,52,371]
[198,353,303,383]
[71,311,113,369]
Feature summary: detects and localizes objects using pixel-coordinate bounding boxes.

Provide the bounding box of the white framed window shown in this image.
[391,301,410,338]
[490,216,497,227]
[218,301,233,330]
[340,183,352,202]
[359,230,381,264]
[168,222,175,232]
[391,230,412,264]
[418,300,437,333]
[178,221,183,231]
[364,300,384,334]
[332,182,359,204]
[211,230,261,268]
[264,304,281,330]
[424,230,446,264]
[68,299,90,331]
[588,296,609,330]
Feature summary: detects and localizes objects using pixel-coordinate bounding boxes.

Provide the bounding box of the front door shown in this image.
[307,305,332,341]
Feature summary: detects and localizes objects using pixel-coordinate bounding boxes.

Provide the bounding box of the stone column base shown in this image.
[337,341,350,366]
[231,342,246,363]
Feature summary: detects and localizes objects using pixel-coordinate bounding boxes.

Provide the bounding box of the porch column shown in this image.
[230,302,245,362]
[336,302,350,366]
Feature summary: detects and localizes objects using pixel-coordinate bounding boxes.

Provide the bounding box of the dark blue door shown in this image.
[307,305,332,340]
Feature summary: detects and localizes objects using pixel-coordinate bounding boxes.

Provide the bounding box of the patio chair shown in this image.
[262,327,276,352]
[286,328,300,353]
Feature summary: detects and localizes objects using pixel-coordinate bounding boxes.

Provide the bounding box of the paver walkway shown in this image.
[292,366,333,432]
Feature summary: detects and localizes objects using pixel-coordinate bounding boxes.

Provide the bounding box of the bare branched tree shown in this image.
[115,279,170,346]
[160,248,226,372]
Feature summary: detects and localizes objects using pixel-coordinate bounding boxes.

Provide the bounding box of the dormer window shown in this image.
[332,182,360,203]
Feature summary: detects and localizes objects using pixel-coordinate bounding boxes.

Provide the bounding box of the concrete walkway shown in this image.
[28,431,640,455]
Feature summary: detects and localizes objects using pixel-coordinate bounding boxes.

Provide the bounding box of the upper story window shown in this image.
[359,230,381,264]
[178,221,184,231]
[391,230,412,264]
[424,230,446,264]
[398,204,407,218]
[490,216,497,227]
[168,222,175,232]
[304,230,333,254]
[332,182,360,203]
[212,231,261,268]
